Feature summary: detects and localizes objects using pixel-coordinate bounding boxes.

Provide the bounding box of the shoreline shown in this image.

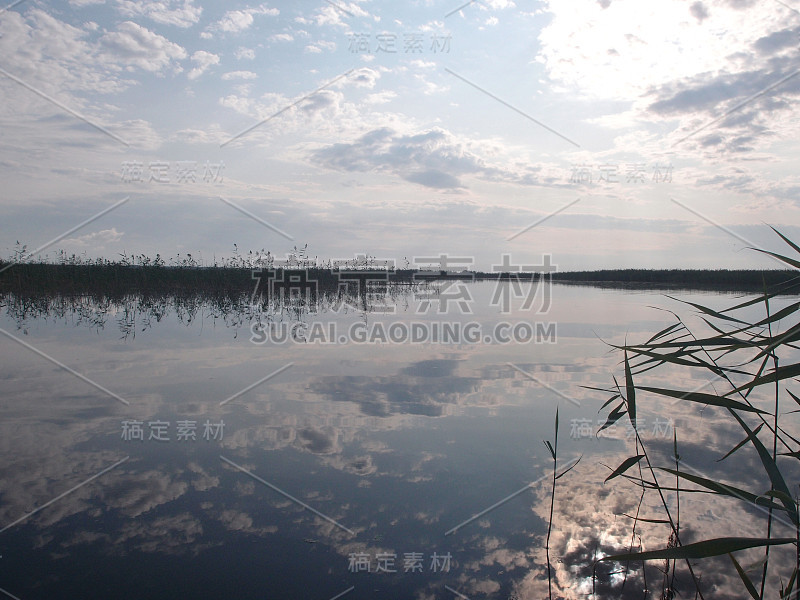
[1,262,796,296]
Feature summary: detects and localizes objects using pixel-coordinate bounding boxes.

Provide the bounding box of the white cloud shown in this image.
[235,46,256,60]
[62,228,124,247]
[305,40,336,53]
[532,0,800,161]
[115,0,203,28]
[413,71,449,95]
[206,5,279,35]
[169,124,229,144]
[311,126,542,190]
[216,10,255,32]
[114,118,163,150]
[99,21,186,72]
[187,50,219,79]
[364,90,396,105]
[348,67,380,89]
[219,93,254,115]
[269,32,293,42]
[0,9,138,111]
[305,2,370,28]
[537,0,789,101]
[484,0,516,8]
[221,70,258,80]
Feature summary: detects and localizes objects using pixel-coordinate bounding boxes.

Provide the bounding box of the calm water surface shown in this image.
[1,282,797,599]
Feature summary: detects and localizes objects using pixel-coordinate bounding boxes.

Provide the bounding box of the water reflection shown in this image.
[1,278,420,338]
[0,283,797,599]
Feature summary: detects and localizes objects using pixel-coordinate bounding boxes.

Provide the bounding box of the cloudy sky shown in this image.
[2,0,800,270]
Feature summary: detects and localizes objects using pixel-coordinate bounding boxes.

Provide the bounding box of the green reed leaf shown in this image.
[637,386,766,414]
[605,455,645,483]
[599,537,795,563]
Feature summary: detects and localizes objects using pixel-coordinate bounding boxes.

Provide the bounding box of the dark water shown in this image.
[0,282,797,599]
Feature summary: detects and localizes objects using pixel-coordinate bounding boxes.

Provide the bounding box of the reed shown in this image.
[592,227,800,599]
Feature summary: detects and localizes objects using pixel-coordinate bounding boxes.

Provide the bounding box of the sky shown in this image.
[2,0,800,270]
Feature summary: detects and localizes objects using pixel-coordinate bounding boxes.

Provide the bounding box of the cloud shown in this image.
[216,10,257,32]
[483,0,516,8]
[0,9,135,105]
[295,426,340,454]
[364,90,397,105]
[753,27,800,54]
[269,32,293,43]
[348,67,380,89]
[99,21,187,72]
[101,469,188,517]
[310,126,541,190]
[305,40,336,53]
[203,5,279,36]
[115,0,203,28]
[218,84,354,142]
[647,64,799,116]
[689,1,709,22]
[169,125,228,144]
[537,0,793,101]
[221,70,258,80]
[404,170,464,189]
[308,360,484,417]
[535,1,800,157]
[113,513,205,554]
[215,508,277,534]
[297,89,339,114]
[235,46,256,60]
[187,50,219,80]
[645,53,800,154]
[62,228,124,247]
[298,3,371,28]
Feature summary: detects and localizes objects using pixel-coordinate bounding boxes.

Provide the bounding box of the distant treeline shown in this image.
[0,262,797,297]
[545,268,799,291]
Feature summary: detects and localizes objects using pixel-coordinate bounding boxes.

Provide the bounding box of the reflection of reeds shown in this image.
[0,284,420,337]
[592,228,800,599]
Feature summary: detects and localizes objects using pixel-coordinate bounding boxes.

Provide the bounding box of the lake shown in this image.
[1,281,797,599]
